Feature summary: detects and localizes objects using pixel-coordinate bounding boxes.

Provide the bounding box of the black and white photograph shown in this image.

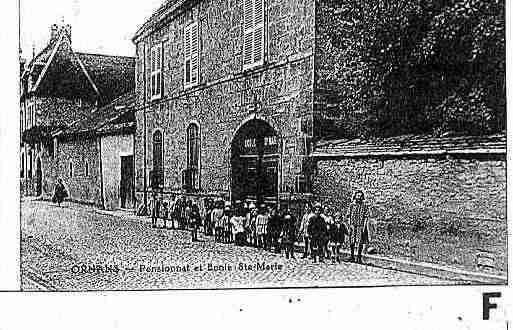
[17,0,507,292]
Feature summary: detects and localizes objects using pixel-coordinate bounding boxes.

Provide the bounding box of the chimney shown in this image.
[50,24,59,43]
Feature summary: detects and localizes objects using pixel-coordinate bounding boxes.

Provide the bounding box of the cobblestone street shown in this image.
[21,200,455,291]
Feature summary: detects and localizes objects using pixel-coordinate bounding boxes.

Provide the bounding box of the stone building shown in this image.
[133,0,319,210]
[132,0,507,206]
[54,92,137,209]
[131,0,506,271]
[20,23,135,204]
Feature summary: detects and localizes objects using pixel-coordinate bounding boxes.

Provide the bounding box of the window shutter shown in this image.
[161,42,165,96]
[184,23,199,87]
[184,26,192,85]
[190,23,199,85]
[156,45,161,96]
[243,0,254,68]
[150,47,156,97]
[253,0,264,64]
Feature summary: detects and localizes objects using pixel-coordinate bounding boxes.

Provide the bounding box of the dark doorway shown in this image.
[231,119,279,205]
[35,158,42,196]
[120,155,134,209]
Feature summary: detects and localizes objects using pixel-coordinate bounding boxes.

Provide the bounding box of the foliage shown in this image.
[322,0,505,138]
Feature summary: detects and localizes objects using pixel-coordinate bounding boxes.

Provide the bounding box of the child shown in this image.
[222,206,232,243]
[281,211,297,259]
[330,212,349,263]
[212,200,224,243]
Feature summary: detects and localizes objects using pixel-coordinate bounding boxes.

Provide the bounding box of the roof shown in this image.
[133,0,192,42]
[76,53,135,105]
[56,91,137,139]
[312,133,507,158]
[22,25,135,106]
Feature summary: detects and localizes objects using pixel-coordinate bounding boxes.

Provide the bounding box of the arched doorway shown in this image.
[231,119,279,205]
[35,158,42,196]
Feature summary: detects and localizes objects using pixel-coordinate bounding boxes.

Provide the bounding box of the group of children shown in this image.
[203,199,299,259]
[150,190,372,264]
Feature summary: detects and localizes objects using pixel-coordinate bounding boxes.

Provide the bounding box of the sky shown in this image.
[20,0,165,59]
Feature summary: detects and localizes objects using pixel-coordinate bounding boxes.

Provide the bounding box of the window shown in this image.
[28,150,32,178]
[84,160,89,177]
[69,161,73,178]
[150,43,163,100]
[21,153,25,178]
[184,22,199,87]
[243,0,265,70]
[186,123,200,191]
[32,102,36,126]
[152,130,163,187]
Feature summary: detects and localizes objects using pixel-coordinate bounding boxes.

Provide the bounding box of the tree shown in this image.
[324,0,505,138]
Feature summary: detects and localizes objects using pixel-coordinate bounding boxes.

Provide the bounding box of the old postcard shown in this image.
[17,0,507,293]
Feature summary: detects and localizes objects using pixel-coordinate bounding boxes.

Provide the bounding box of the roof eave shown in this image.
[132,0,199,43]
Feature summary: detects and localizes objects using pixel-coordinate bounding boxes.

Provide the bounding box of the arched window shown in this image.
[187,123,200,170]
[152,130,163,187]
[69,161,73,178]
[28,150,32,178]
[186,123,200,191]
[84,160,89,177]
[21,153,25,178]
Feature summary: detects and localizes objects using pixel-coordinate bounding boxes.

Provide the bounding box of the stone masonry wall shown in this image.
[312,155,507,272]
[56,136,101,206]
[36,96,95,127]
[20,95,95,197]
[134,0,316,208]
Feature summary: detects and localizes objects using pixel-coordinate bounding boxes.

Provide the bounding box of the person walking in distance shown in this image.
[307,203,328,263]
[347,190,371,263]
[298,203,313,259]
[52,178,68,207]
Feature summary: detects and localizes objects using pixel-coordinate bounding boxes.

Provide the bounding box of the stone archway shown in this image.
[231,119,279,205]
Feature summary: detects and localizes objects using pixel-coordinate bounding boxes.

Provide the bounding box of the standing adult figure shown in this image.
[346,190,372,263]
[298,203,313,259]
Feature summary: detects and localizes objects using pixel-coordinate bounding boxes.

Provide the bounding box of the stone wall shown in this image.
[134,0,316,208]
[20,95,95,197]
[312,155,507,271]
[55,136,102,206]
[36,96,95,128]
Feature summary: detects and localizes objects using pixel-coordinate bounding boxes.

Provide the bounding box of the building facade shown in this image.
[20,23,135,207]
[55,92,137,209]
[133,0,328,210]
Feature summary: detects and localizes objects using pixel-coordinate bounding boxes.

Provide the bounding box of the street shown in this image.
[21,200,454,291]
